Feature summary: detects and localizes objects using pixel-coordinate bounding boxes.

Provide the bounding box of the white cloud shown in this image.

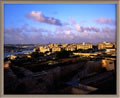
[26,11,63,26]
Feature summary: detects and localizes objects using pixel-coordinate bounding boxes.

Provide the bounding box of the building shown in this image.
[4,61,11,68]
[48,43,60,48]
[98,43,105,50]
[61,43,68,48]
[54,43,59,47]
[105,48,116,54]
[73,52,98,57]
[52,47,61,53]
[113,42,116,48]
[27,55,31,58]
[39,46,50,53]
[102,59,115,71]
[33,48,36,52]
[65,45,76,51]
[98,42,114,50]
[48,44,54,48]
[77,43,92,50]
[65,47,76,51]
[8,55,17,60]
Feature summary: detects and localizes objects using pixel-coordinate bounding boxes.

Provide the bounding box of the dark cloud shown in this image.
[25,11,63,26]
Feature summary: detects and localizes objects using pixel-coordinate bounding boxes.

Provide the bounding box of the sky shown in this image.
[4,4,116,44]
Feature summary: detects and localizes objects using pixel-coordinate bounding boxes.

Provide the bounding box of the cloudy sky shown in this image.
[4,4,116,44]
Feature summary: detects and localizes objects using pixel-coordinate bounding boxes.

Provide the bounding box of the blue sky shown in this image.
[4,4,116,44]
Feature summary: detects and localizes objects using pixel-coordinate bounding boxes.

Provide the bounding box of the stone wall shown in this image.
[4,61,86,94]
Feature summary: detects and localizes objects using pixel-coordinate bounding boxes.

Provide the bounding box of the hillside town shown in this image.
[4,41,116,94]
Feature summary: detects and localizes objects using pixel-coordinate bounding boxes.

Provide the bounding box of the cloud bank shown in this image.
[93,17,115,25]
[5,14,116,44]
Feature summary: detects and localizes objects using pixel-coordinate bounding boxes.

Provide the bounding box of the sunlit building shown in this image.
[39,46,50,53]
[113,42,116,49]
[27,55,32,58]
[48,44,54,48]
[61,43,68,48]
[77,43,92,50]
[33,48,36,52]
[65,46,76,51]
[102,59,115,71]
[105,48,116,53]
[98,41,114,50]
[54,43,59,47]
[8,55,17,60]
[4,61,11,68]
[73,52,98,57]
[52,47,61,53]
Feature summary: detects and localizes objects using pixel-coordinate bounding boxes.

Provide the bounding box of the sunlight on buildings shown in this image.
[4,61,10,68]
[102,60,107,67]
[102,59,115,71]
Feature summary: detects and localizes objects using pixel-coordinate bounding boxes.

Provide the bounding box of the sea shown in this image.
[4,50,33,58]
